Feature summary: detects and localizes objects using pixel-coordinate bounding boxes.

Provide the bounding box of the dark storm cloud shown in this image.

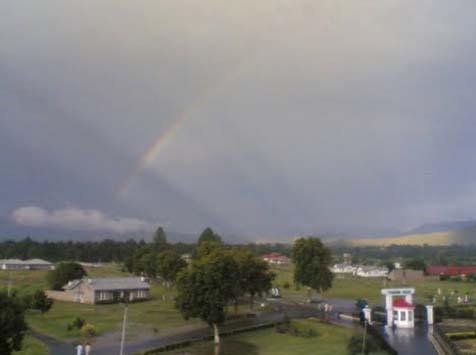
[2,1,476,239]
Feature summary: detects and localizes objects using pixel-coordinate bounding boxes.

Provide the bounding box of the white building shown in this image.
[355,266,389,278]
[0,259,54,270]
[331,263,357,274]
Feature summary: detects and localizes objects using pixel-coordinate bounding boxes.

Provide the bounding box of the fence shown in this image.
[141,322,279,354]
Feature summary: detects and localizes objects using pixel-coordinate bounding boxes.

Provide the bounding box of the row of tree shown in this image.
[0,234,293,263]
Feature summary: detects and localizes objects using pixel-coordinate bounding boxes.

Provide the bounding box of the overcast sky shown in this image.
[2,1,476,240]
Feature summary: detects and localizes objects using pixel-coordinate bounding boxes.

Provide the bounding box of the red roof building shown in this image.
[262,253,290,265]
[426,265,476,276]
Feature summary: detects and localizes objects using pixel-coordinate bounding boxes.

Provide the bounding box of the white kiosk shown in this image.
[381,287,415,328]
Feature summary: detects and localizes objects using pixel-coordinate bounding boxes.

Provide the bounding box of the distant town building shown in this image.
[355,266,389,278]
[426,265,476,276]
[343,253,352,265]
[46,277,150,304]
[331,263,357,274]
[0,259,54,270]
[78,262,102,268]
[389,269,425,283]
[262,253,290,265]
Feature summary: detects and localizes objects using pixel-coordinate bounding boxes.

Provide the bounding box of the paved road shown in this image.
[31,298,358,355]
[379,324,437,355]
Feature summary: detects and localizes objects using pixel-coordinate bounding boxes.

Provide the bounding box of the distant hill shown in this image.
[342,225,476,247]
[404,220,476,235]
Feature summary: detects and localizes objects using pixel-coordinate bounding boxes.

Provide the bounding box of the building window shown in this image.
[393,310,398,321]
[408,311,413,321]
[99,291,110,301]
[400,311,406,321]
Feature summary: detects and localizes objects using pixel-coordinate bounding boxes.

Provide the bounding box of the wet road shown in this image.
[379,324,437,355]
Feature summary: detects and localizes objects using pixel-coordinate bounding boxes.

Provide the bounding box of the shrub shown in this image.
[347,333,381,355]
[72,317,86,330]
[80,323,97,338]
[276,320,318,338]
[283,281,290,289]
[31,290,54,315]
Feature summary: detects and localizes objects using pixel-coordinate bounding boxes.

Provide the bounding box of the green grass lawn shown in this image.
[166,320,376,355]
[271,264,476,305]
[1,264,202,340]
[13,336,48,355]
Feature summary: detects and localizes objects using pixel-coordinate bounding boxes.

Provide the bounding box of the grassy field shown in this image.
[166,319,383,355]
[12,336,48,355]
[1,263,202,340]
[271,264,476,305]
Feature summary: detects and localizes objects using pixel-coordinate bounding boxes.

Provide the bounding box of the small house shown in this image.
[47,277,150,304]
[0,258,54,270]
[262,253,290,265]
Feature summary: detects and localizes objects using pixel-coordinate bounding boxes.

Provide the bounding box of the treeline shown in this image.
[0,234,292,263]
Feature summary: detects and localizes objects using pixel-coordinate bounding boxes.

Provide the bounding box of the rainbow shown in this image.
[116,53,263,198]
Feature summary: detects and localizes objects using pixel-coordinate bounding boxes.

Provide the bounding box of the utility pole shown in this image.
[361,319,367,355]
[119,298,129,355]
[7,271,12,297]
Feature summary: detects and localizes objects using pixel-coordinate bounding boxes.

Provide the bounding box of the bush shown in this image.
[80,323,97,338]
[282,281,290,289]
[347,333,381,355]
[447,331,476,340]
[68,317,86,332]
[275,320,318,338]
[31,290,54,315]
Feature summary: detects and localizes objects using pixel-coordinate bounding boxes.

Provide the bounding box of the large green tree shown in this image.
[292,237,333,302]
[233,248,275,309]
[157,250,187,284]
[175,249,239,345]
[47,262,87,290]
[0,292,28,355]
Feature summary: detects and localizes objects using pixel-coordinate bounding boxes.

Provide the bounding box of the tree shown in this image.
[157,250,187,284]
[292,237,333,302]
[175,249,240,346]
[405,259,426,271]
[194,240,224,259]
[233,248,275,309]
[198,227,223,245]
[383,261,395,273]
[152,227,168,252]
[139,252,158,278]
[0,292,28,355]
[47,262,87,290]
[31,290,54,316]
